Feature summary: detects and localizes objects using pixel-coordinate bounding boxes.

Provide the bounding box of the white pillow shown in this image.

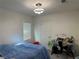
[0,57,4,59]
[15,43,24,46]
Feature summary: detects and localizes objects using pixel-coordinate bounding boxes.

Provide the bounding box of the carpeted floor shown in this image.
[50,54,73,59]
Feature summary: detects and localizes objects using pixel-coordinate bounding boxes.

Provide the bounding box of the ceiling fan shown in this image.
[61,0,66,3]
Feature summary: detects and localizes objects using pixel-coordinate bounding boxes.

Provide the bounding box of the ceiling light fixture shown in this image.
[34,3,44,14]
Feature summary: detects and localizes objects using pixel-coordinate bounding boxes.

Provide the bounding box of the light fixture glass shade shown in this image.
[34,8,44,14]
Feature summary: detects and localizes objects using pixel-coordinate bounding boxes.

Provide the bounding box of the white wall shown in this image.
[34,11,79,48]
[0,9,32,44]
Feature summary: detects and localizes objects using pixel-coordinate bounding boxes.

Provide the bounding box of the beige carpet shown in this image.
[50,54,73,59]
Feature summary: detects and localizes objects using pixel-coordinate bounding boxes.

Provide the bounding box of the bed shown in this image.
[0,42,50,59]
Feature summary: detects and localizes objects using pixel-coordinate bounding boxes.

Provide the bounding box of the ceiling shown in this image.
[0,0,79,16]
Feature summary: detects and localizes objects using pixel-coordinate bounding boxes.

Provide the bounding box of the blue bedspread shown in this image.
[0,42,50,59]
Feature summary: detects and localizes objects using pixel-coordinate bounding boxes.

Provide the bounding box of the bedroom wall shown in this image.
[34,11,79,48]
[0,8,32,44]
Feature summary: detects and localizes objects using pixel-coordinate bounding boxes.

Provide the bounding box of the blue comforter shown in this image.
[0,42,50,59]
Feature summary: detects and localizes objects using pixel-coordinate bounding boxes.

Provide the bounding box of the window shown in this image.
[23,23,31,40]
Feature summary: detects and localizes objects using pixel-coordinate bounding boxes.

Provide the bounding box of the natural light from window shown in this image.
[23,23,31,40]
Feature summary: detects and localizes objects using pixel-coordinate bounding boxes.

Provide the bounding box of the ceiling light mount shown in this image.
[36,3,42,7]
[61,0,66,3]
